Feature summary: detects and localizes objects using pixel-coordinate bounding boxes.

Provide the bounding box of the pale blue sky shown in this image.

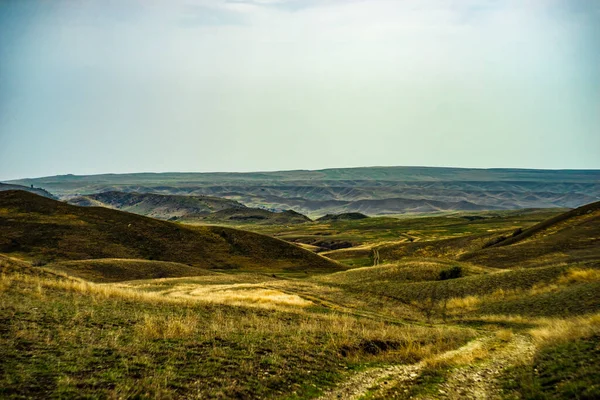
[1,0,599,180]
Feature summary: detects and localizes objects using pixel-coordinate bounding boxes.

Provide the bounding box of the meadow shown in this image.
[1,190,599,399]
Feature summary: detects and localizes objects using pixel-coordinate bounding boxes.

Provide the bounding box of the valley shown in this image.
[1,186,599,399]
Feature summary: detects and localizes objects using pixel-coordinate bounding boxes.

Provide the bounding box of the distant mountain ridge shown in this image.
[9,166,600,215]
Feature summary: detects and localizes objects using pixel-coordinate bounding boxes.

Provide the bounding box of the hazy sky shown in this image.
[1,0,599,180]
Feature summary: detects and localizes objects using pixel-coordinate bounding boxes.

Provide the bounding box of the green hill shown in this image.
[460,201,600,268]
[0,190,343,275]
[377,201,600,269]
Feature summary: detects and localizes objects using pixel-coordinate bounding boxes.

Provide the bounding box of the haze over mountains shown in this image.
[8,166,600,217]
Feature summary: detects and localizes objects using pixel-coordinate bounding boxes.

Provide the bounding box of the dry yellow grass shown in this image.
[163,284,313,309]
[529,313,600,346]
[495,329,514,342]
[135,313,199,340]
[424,338,488,369]
[3,269,474,361]
[439,266,600,314]
[557,268,600,284]
[6,271,197,305]
[0,273,13,292]
[446,295,480,311]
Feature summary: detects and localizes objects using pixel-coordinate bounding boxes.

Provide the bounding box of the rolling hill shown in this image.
[1,190,599,399]
[0,190,343,275]
[460,200,600,268]
[44,258,218,283]
[378,201,600,269]
[0,182,56,199]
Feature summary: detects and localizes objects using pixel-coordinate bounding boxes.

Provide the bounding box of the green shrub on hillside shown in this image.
[439,266,463,281]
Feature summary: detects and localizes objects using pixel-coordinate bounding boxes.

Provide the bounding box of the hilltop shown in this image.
[0,182,56,199]
[0,190,343,275]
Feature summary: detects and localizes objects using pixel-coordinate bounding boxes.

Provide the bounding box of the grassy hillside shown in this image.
[0,191,343,275]
[374,202,600,269]
[2,192,599,398]
[246,208,563,261]
[0,256,474,399]
[46,259,217,283]
[316,259,489,286]
[460,201,600,268]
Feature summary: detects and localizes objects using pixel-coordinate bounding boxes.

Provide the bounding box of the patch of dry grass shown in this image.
[529,313,600,346]
[438,266,600,316]
[135,313,199,340]
[557,268,600,285]
[1,267,478,398]
[0,272,13,292]
[446,295,480,311]
[495,329,514,342]
[423,338,489,369]
[170,285,314,308]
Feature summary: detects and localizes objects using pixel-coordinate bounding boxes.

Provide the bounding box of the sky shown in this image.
[0,0,599,180]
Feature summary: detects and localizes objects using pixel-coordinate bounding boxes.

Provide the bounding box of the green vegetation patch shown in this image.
[501,335,600,400]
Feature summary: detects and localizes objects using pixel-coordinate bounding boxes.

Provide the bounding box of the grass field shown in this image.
[1,191,599,399]
[0,258,474,399]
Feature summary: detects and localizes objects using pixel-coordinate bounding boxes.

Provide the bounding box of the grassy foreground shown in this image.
[0,259,473,399]
[1,194,599,399]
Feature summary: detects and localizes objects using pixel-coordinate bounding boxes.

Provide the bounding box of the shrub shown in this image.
[439,266,463,280]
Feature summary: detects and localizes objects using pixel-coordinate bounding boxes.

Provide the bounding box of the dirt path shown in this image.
[317,361,423,400]
[317,333,535,400]
[429,334,535,400]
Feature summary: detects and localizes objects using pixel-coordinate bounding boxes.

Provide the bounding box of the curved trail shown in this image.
[317,333,535,400]
[317,362,423,400]
[432,334,535,400]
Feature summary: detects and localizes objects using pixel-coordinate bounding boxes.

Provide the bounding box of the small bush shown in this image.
[439,266,463,281]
